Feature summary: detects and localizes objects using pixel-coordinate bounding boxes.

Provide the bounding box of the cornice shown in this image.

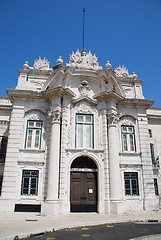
[18,68,52,77]
[6,86,75,102]
[93,90,124,102]
[119,98,154,109]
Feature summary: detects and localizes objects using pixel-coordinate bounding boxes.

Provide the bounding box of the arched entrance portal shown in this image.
[70,156,98,212]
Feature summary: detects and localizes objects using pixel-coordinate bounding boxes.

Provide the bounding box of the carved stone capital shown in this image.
[51,109,61,124]
[108,113,119,126]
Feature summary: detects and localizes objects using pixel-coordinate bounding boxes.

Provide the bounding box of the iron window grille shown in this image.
[21,170,39,195]
[25,120,42,149]
[148,129,152,138]
[0,136,8,163]
[124,172,139,196]
[154,178,159,196]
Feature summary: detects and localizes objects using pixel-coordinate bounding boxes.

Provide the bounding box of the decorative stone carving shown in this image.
[105,60,112,71]
[30,80,46,90]
[27,112,41,120]
[114,65,137,79]
[66,49,102,70]
[119,115,136,125]
[51,109,61,124]
[108,113,119,126]
[23,61,29,70]
[114,65,129,78]
[75,101,94,114]
[33,57,50,70]
[78,80,91,96]
[57,56,63,66]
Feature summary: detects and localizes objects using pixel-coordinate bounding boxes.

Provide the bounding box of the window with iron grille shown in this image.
[121,126,136,152]
[25,120,42,149]
[124,172,139,196]
[76,114,94,149]
[0,175,3,196]
[154,178,159,196]
[148,129,152,138]
[150,143,155,163]
[0,136,8,163]
[21,170,39,195]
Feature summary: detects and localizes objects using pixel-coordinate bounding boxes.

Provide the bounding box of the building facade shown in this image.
[0,49,160,214]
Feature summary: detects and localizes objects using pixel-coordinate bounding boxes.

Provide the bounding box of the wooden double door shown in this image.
[70,171,97,212]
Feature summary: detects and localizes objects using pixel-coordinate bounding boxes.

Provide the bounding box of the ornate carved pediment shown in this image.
[25,111,42,120]
[66,49,102,70]
[75,101,95,114]
[33,57,50,71]
[119,115,136,125]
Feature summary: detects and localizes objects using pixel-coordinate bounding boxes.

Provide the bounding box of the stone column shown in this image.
[46,108,61,201]
[108,112,122,213]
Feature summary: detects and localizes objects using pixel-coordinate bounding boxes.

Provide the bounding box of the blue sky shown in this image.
[0,0,161,106]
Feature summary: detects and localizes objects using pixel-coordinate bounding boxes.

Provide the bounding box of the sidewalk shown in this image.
[0,210,161,240]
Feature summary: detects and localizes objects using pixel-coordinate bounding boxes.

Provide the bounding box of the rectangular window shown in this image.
[148,129,152,138]
[121,126,135,152]
[154,178,159,196]
[124,172,139,196]
[25,121,42,149]
[0,136,8,163]
[21,170,39,195]
[76,114,93,149]
[150,143,155,164]
[0,175,3,196]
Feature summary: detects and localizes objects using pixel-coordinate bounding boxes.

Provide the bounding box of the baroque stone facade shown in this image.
[0,49,160,214]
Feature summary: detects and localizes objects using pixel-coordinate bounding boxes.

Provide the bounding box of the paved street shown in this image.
[1,211,161,240]
[21,222,161,240]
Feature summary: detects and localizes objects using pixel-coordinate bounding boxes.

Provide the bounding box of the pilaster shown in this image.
[108,105,123,213]
[46,107,61,201]
[102,107,110,213]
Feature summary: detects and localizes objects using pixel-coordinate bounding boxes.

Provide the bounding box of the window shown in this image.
[150,143,155,163]
[148,129,152,138]
[21,170,39,195]
[25,121,42,149]
[154,178,159,196]
[121,126,135,152]
[0,175,3,196]
[0,136,8,163]
[124,172,139,196]
[76,114,93,148]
